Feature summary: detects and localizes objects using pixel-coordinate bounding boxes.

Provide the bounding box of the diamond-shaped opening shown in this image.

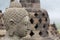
[39,31,43,36]
[34,12,38,17]
[30,30,34,37]
[45,18,47,21]
[34,24,38,29]
[39,18,42,23]
[42,13,45,16]
[43,24,46,28]
[30,18,34,24]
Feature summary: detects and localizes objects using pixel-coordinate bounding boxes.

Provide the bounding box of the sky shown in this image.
[0,0,10,12]
[40,0,60,24]
[0,0,60,24]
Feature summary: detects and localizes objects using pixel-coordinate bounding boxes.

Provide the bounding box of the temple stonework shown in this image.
[20,0,40,12]
[0,0,60,40]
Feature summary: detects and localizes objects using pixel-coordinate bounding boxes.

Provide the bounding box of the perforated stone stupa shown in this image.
[0,0,60,40]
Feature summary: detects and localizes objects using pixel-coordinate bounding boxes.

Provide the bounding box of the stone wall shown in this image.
[20,0,40,12]
[0,0,60,40]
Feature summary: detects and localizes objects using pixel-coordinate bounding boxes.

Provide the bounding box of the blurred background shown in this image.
[0,0,60,30]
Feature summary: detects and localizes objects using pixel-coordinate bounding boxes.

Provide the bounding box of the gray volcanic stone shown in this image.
[9,0,22,8]
[4,8,30,37]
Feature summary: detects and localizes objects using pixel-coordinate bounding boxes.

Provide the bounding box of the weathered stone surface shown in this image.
[10,0,22,8]
[0,33,20,40]
[3,8,30,37]
[48,24,58,36]
[0,12,6,37]
[20,0,40,12]
[0,0,60,40]
[29,9,50,31]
